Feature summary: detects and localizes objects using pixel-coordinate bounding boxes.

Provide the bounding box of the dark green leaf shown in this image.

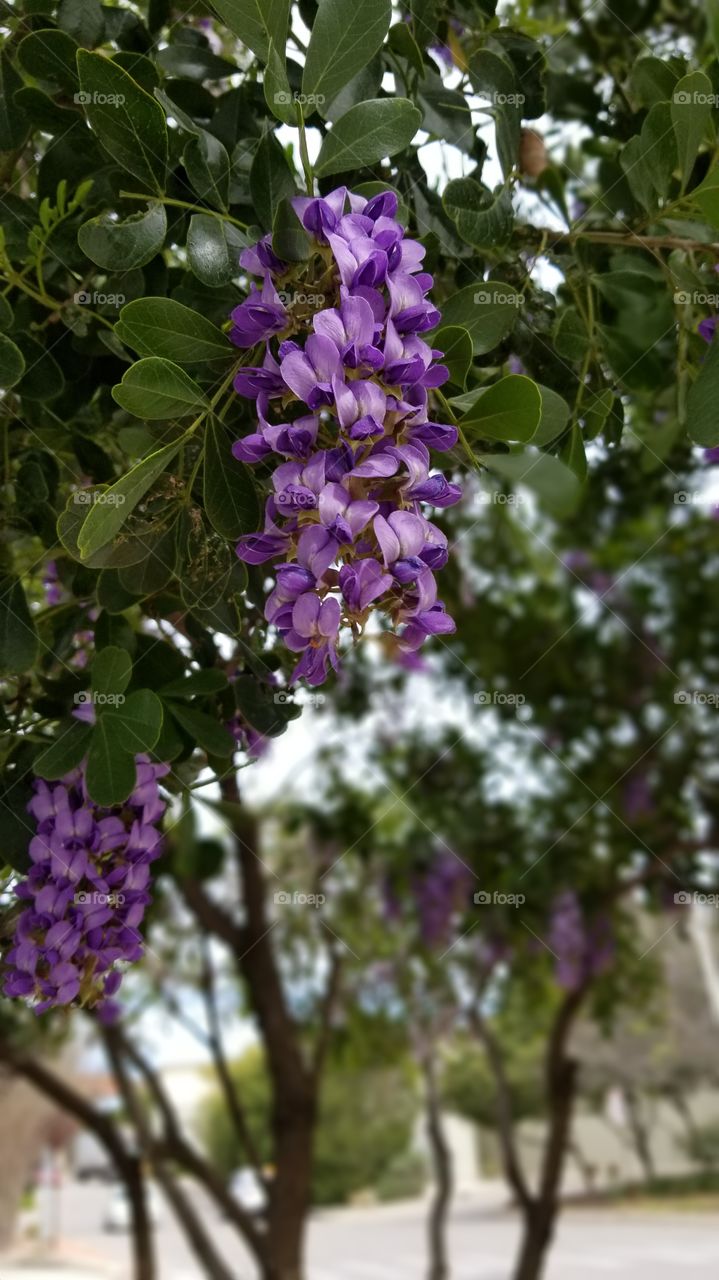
[478,450,582,518]
[0,52,29,150]
[204,415,261,539]
[433,325,472,390]
[303,0,391,112]
[209,0,291,63]
[461,375,542,443]
[77,50,168,193]
[439,281,523,355]
[58,0,104,47]
[168,702,235,756]
[442,178,513,248]
[184,131,231,212]
[0,335,25,390]
[686,338,719,445]
[671,71,713,190]
[315,98,422,178]
[77,438,183,558]
[78,201,166,270]
[34,721,93,780]
[85,720,137,805]
[17,29,80,94]
[111,358,207,419]
[250,130,295,227]
[105,689,163,753]
[187,213,247,286]
[0,577,38,676]
[92,644,132,696]
[272,197,310,261]
[161,669,229,696]
[115,298,231,363]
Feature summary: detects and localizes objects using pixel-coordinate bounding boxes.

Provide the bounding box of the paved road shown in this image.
[29,1181,719,1280]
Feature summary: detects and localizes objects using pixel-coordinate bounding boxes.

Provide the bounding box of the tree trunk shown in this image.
[624,1087,655,1182]
[513,1204,555,1280]
[423,1052,452,1280]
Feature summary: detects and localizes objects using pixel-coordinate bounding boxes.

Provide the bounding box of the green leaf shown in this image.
[534,385,571,446]
[105,689,163,753]
[14,335,64,402]
[315,98,422,178]
[478,450,582,518]
[184,131,230,212]
[34,722,93,780]
[187,213,247,286]
[112,358,207,419]
[17,29,80,95]
[581,388,614,441]
[433,326,472,390]
[0,577,38,676]
[272,197,311,261]
[418,71,474,153]
[204,415,261,539]
[553,307,590,363]
[168,702,236,757]
[161,669,229,697]
[303,0,391,112]
[630,56,679,107]
[442,178,513,248]
[0,335,25,390]
[58,0,104,47]
[387,21,425,76]
[91,644,132,697]
[250,130,296,227]
[708,0,719,57]
[640,102,677,199]
[85,720,137,805]
[689,167,719,228]
[264,39,295,125]
[78,201,166,270]
[208,0,290,63]
[687,338,719,445]
[77,50,168,193]
[559,423,587,481]
[0,52,29,151]
[439,281,523,355]
[77,438,183,558]
[156,44,238,81]
[460,375,542,443]
[671,71,713,191]
[115,298,231,363]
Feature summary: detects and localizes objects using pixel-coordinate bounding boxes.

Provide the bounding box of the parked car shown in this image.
[103,1184,163,1232]
[229,1167,267,1215]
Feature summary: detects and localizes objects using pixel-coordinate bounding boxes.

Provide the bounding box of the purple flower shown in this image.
[4,759,168,1017]
[548,891,614,991]
[698,316,719,343]
[227,187,460,686]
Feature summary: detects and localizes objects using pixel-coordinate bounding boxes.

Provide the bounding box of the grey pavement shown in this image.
[2,1181,718,1280]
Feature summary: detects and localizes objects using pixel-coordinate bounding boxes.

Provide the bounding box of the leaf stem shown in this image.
[119,192,249,232]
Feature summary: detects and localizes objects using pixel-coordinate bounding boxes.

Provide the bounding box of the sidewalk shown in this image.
[0,1241,120,1280]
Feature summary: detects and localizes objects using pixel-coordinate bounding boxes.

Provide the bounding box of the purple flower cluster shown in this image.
[3,757,168,1018]
[229,187,460,686]
[548,890,614,991]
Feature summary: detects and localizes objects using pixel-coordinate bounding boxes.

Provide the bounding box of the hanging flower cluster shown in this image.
[229,187,460,686]
[3,757,168,1018]
[548,890,614,991]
